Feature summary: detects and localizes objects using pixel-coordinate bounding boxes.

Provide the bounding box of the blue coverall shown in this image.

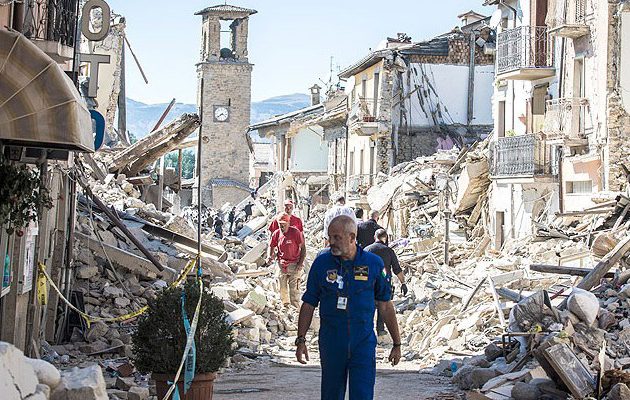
[302,245,392,400]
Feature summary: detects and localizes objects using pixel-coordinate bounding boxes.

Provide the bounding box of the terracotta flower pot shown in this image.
[153,372,217,400]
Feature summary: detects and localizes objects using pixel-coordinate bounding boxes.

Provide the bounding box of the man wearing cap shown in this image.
[267,212,306,307]
[269,199,303,233]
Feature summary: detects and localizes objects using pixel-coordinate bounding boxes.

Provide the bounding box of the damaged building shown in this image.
[486,0,630,248]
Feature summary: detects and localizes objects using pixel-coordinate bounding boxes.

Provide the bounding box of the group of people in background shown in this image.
[266,195,407,336]
[211,201,255,238]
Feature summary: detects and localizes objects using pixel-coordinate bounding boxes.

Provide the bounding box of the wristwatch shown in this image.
[295,336,306,346]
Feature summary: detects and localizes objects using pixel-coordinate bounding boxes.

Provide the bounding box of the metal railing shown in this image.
[497,26,553,75]
[490,134,558,177]
[543,98,590,139]
[21,0,79,48]
[548,0,587,27]
[349,97,378,122]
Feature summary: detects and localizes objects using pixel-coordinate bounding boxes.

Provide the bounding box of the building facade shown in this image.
[338,15,495,202]
[195,5,256,207]
[486,0,630,248]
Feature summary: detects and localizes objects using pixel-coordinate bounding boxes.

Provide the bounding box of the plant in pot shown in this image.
[133,280,233,399]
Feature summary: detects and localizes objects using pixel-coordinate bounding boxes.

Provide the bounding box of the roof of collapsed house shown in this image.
[194,4,257,16]
[248,103,324,132]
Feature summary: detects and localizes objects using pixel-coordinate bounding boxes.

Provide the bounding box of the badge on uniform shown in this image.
[326,269,338,283]
[337,296,347,310]
[353,265,368,281]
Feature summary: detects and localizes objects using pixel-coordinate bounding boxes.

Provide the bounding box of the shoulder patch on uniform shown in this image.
[326,269,338,283]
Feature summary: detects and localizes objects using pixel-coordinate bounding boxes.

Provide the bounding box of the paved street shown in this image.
[214,360,462,400]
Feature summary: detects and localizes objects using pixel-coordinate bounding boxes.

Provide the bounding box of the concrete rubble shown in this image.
[8,133,626,400]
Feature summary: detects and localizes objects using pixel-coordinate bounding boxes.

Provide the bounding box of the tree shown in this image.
[164,149,195,179]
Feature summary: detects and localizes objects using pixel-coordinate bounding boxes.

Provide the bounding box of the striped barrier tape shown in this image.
[37,259,197,328]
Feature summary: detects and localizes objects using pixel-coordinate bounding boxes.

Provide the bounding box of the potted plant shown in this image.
[133,280,233,400]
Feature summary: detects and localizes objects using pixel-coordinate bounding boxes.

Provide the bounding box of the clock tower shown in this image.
[195,4,256,207]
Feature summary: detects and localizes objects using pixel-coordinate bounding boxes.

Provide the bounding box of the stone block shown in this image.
[86,322,109,343]
[115,376,135,391]
[127,386,149,400]
[76,265,99,280]
[50,364,108,400]
[567,288,600,326]
[114,297,131,308]
[0,341,38,400]
[24,357,62,389]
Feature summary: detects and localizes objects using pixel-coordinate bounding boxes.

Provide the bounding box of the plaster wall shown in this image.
[404,64,494,127]
[289,126,328,172]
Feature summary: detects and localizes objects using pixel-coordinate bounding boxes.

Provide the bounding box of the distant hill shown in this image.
[126,93,311,142]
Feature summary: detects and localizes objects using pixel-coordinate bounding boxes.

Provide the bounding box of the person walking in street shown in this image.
[357,209,383,248]
[354,207,364,221]
[364,229,407,336]
[243,202,253,221]
[269,199,303,233]
[267,212,306,307]
[227,207,236,235]
[296,215,401,400]
[322,196,355,247]
[213,215,223,238]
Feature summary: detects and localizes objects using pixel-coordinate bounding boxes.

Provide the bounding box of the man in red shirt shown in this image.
[269,199,303,233]
[267,212,306,307]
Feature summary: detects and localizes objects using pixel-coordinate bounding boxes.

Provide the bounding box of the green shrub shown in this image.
[132,280,233,374]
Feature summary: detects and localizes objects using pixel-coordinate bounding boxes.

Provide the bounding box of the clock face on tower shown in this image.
[213,106,230,122]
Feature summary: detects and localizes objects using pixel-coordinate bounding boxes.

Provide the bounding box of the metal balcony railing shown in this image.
[543,98,590,139]
[497,26,553,75]
[21,0,79,48]
[490,134,558,177]
[548,0,587,27]
[349,97,378,122]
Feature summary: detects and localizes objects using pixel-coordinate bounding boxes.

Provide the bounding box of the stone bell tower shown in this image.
[195,4,257,207]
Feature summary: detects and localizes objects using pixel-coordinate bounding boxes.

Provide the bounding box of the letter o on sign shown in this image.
[81,0,111,42]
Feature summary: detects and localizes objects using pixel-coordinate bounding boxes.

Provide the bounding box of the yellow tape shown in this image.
[37,267,48,305]
[37,259,197,327]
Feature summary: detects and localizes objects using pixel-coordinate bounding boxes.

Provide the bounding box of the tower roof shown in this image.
[194,4,257,17]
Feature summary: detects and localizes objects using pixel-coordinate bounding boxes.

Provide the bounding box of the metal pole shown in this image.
[196,78,204,261]
[444,182,450,266]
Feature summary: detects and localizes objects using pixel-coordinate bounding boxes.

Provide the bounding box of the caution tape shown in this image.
[37,266,47,305]
[37,259,197,328]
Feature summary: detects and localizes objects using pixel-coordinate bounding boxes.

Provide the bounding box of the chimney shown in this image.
[309,84,322,106]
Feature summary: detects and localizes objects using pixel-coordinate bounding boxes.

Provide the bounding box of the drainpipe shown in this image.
[498,0,518,28]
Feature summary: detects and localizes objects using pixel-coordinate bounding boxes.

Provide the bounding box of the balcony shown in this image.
[348,98,386,136]
[347,174,373,196]
[489,134,558,178]
[20,0,79,62]
[548,0,589,39]
[543,98,591,144]
[496,26,555,80]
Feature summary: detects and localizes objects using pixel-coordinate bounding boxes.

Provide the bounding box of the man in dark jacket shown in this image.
[356,210,383,248]
[364,229,407,336]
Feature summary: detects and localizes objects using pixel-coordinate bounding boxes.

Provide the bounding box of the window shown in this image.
[349,151,355,176]
[566,180,592,194]
[498,101,506,138]
[359,149,364,176]
[361,78,367,99]
[373,72,380,116]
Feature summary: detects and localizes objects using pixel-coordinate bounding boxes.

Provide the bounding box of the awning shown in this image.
[0,29,94,152]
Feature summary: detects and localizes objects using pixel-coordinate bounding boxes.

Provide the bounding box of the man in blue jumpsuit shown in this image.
[295,215,402,400]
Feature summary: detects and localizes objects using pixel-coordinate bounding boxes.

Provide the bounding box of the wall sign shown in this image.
[81,0,111,42]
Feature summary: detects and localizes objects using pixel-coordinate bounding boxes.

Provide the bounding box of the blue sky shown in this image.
[107,1,491,104]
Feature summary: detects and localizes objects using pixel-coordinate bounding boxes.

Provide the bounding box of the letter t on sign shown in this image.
[78,53,111,98]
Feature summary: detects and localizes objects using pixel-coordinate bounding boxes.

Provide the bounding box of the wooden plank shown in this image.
[460,277,487,312]
[613,204,630,230]
[542,343,594,399]
[576,234,630,291]
[530,264,616,278]
[141,223,227,262]
[126,175,154,185]
[75,232,172,278]
[488,275,506,327]
[82,185,166,272]
[555,209,615,217]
